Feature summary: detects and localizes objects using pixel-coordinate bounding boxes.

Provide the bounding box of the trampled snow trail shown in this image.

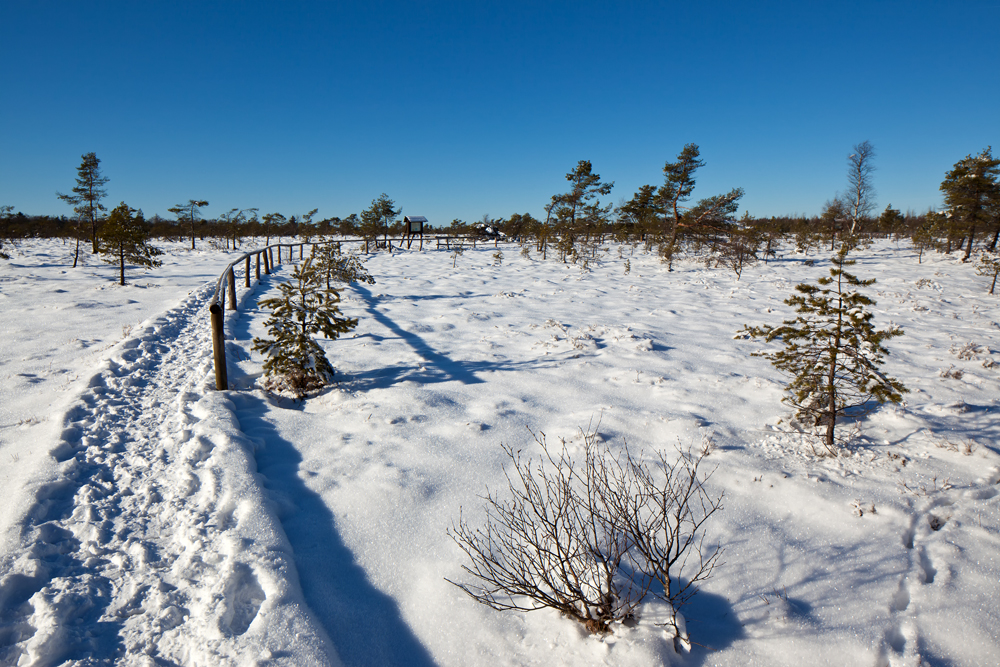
[0,285,338,666]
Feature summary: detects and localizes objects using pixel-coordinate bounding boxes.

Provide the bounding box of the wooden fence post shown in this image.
[245,256,251,288]
[210,303,228,390]
[227,267,237,310]
[299,243,303,259]
[256,252,261,280]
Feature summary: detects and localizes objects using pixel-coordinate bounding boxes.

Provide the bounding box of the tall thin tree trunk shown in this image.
[89,196,98,253]
[963,226,976,262]
[826,289,844,453]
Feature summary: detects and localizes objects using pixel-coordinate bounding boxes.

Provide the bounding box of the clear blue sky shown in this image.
[2,1,998,225]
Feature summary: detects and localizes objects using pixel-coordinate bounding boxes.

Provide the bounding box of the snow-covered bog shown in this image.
[1,238,998,666]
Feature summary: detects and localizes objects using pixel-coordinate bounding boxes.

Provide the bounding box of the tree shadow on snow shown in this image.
[338,355,565,393]
[682,589,745,662]
[223,277,588,393]
[349,284,577,388]
[352,284,486,385]
[230,392,439,667]
[892,401,999,456]
[617,560,743,663]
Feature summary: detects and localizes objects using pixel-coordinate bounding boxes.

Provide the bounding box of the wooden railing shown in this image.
[207,241,320,390]
[206,234,515,390]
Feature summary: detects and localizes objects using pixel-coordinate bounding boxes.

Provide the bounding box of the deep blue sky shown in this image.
[2,1,998,225]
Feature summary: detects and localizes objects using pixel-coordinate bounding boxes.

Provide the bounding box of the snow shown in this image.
[1,237,998,666]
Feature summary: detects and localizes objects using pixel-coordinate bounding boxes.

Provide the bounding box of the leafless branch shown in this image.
[448,426,724,641]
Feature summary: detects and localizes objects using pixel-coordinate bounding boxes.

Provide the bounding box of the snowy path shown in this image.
[0,285,337,666]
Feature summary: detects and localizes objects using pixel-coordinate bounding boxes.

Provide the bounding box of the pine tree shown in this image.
[910,214,939,264]
[820,198,848,250]
[975,251,1000,295]
[618,184,663,244]
[168,199,210,250]
[878,204,905,238]
[309,242,375,290]
[56,152,110,263]
[260,212,286,246]
[658,144,743,270]
[219,207,257,250]
[98,202,163,286]
[742,247,907,453]
[297,208,319,244]
[359,193,401,251]
[939,147,1000,261]
[0,205,14,260]
[252,258,358,397]
[548,161,614,259]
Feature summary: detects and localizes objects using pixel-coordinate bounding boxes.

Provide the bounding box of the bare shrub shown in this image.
[605,441,724,641]
[447,430,642,634]
[939,365,963,380]
[950,341,985,361]
[447,427,724,643]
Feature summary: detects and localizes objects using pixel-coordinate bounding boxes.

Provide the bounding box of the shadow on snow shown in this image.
[230,391,439,667]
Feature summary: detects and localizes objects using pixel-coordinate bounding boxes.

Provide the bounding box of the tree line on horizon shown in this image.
[2,144,998,275]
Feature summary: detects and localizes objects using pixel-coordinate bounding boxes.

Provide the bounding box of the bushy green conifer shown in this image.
[309,242,375,290]
[359,193,400,251]
[252,258,358,397]
[939,147,1000,261]
[99,202,163,285]
[743,247,907,453]
[911,214,941,263]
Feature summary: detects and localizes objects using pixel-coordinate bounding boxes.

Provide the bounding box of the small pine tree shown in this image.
[359,193,400,251]
[911,214,940,263]
[309,242,375,290]
[0,204,14,259]
[975,251,1000,294]
[252,258,358,397]
[742,247,907,453]
[99,202,163,285]
[879,204,905,239]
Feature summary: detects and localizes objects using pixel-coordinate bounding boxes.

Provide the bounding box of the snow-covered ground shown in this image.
[1,237,998,666]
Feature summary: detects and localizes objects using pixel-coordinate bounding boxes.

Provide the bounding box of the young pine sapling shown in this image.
[310,242,375,290]
[975,251,1000,294]
[742,247,907,453]
[99,202,163,286]
[253,258,358,397]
